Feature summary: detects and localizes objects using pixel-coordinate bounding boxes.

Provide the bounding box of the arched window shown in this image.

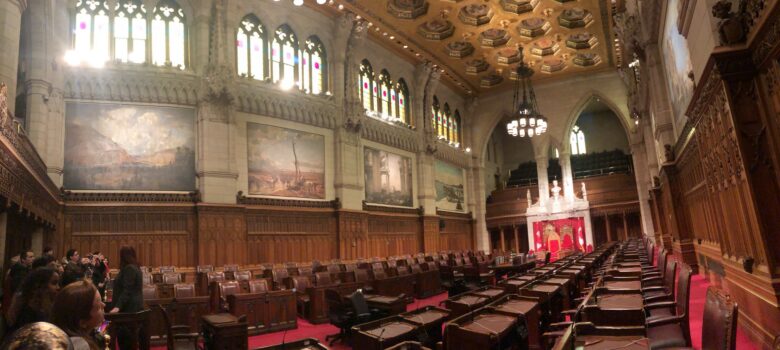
[73,0,110,65]
[271,25,298,85]
[152,0,186,68]
[114,0,146,63]
[301,36,326,94]
[442,103,451,141]
[432,96,441,136]
[359,60,374,112]
[378,70,393,116]
[570,126,586,155]
[236,14,265,80]
[453,110,461,146]
[396,79,409,124]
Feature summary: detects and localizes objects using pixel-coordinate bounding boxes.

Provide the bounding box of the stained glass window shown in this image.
[379,70,392,116]
[152,0,186,68]
[114,0,146,63]
[302,36,326,94]
[397,79,409,124]
[271,25,298,85]
[453,110,461,145]
[443,104,452,141]
[236,15,264,80]
[73,0,110,65]
[359,60,374,112]
[432,96,440,134]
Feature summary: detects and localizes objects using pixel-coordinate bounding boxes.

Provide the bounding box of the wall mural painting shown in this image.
[64,102,196,191]
[364,147,413,207]
[435,160,465,212]
[247,123,326,199]
[662,0,695,121]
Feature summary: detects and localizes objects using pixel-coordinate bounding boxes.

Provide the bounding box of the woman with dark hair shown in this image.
[51,280,106,350]
[110,246,144,350]
[7,267,60,331]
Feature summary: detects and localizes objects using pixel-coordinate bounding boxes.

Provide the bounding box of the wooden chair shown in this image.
[163,273,182,284]
[271,268,290,290]
[156,304,199,350]
[196,265,213,273]
[206,271,225,284]
[646,264,693,348]
[314,271,334,287]
[217,281,241,312]
[143,284,159,300]
[248,279,269,294]
[291,276,312,317]
[173,283,196,298]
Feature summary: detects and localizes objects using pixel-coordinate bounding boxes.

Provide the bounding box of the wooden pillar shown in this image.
[513,226,520,254]
[499,227,506,252]
[605,214,613,242]
[622,211,629,240]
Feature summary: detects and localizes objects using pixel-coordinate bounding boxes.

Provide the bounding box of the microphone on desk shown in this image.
[377,326,387,350]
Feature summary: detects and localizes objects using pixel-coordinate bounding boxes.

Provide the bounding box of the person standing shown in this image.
[109,246,143,350]
[90,252,108,299]
[6,267,60,331]
[61,249,84,287]
[3,250,34,318]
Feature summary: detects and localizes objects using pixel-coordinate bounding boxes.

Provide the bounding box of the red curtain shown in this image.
[532,217,586,253]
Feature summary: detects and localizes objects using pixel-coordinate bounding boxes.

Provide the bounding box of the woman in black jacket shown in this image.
[109,246,144,350]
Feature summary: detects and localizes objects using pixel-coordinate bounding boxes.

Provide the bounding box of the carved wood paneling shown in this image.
[439,215,473,252]
[246,208,337,263]
[337,210,368,260]
[196,205,247,266]
[366,213,420,257]
[63,205,197,267]
[421,216,440,253]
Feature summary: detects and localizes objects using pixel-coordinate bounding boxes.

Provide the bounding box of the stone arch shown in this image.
[558,91,634,154]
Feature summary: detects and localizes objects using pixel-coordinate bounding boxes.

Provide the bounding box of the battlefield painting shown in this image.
[435,160,465,212]
[63,103,196,191]
[364,147,413,207]
[247,123,326,199]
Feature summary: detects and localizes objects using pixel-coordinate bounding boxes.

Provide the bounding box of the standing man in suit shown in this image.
[61,249,85,287]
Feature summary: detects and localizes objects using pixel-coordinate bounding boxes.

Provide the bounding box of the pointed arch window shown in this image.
[359,60,375,112]
[73,0,111,64]
[271,25,298,85]
[236,14,265,80]
[152,0,186,68]
[432,96,441,136]
[442,103,451,140]
[453,110,461,145]
[114,0,146,63]
[378,70,393,117]
[570,126,586,155]
[301,36,326,94]
[396,79,409,125]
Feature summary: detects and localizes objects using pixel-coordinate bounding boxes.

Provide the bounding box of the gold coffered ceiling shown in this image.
[340,0,616,94]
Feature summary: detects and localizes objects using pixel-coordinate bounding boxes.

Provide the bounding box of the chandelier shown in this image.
[506,47,547,137]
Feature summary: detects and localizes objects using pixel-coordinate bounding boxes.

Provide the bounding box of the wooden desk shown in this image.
[251,337,328,350]
[582,292,645,326]
[500,278,531,294]
[202,313,248,350]
[414,269,442,298]
[400,306,450,345]
[227,290,297,335]
[352,317,419,350]
[471,286,506,303]
[574,335,649,349]
[520,282,564,325]
[373,274,415,302]
[145,296,210,342]
[603,279,642,291]
[105,309,151,350]
[386,341,432,350]
[488,295,542,350]
[443,294,490,319]
[365,294,407,315]
[444,310,517,350]
[491,261,535,279]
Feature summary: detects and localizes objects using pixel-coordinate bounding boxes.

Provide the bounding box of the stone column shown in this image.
[513,225,520,253]
[470,162,490,252]
[0,0,25,114]
[645,44,677,158]
[535,155,549,207]
[630,139,656,239]
[558,150,575,201]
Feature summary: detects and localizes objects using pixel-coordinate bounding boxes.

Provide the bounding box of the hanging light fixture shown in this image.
[506,47,547,138]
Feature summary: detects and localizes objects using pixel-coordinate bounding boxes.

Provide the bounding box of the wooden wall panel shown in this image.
[246,208,337,263]
[63,206,197,267]
[439,216,473,252]
[366,214,420,257]
[337,211,368,260]
[196,205,247,266]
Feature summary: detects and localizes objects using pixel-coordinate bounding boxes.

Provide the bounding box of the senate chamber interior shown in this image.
[0,0,779,349]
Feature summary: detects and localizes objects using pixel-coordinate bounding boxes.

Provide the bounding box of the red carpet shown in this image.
[152,275,761,349]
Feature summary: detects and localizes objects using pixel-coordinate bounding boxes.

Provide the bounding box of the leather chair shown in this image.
[163,273,182,284]
[314,271,334,287]
[173,283,196,298]
[410,264,423,274]
[298,266,314,278]
[371,268,388,280]
[291,276,312,317]
[643,260,677,300]
[344,263,357,272]
[248,279,269,294]
[156,303,200,350]
[271,268,290,290]
[234,270,251,281]
[207,271,225,284]
[327,264,342,281]
[424,261,438,271]
[354,269,375,294]
[223,264,239,280]
[160,266,176,273]
[142,272,153,285]
[217,281,241,312]
[196,265,213,273]
[143,284,158,300]
[324,289,354,346]
[646,264,693,349]
[697,287,738,350]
